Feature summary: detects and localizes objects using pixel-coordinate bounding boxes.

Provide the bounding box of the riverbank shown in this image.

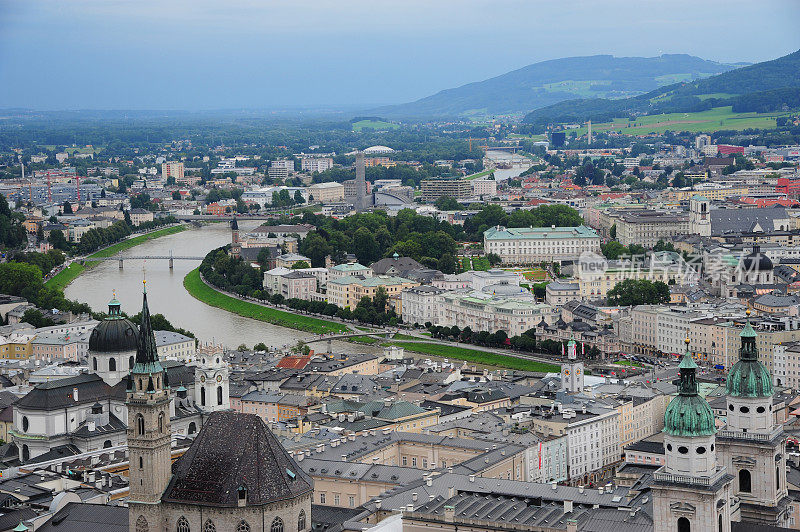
[46,225,187,291]
[183,268,348,335]
[382,341,561,373]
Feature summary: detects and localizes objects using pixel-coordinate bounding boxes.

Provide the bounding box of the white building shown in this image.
[301,157,334,173]
[307,182,345,203]
[483,225,601,265]
[401,285,448,326]
[472,178,497,197]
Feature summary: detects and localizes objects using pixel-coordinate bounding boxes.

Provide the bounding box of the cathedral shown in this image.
[127,282,313,532]
[652,310,791,532]
[11,288,228,462]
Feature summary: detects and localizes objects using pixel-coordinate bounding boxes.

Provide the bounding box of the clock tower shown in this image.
[560,335,584,394]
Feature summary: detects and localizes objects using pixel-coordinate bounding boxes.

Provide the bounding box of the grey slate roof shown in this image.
[710,207,788,235]
[16,373,124,411]
[36,502,128,532]
[162,411,313,507]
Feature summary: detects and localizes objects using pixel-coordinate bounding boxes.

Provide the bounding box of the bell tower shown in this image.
[127,281,172,511]
[652,339,734,532]
[560,335,584,394]
[689,195,711,237]
[717,310,790,526]
[230,217,241,258]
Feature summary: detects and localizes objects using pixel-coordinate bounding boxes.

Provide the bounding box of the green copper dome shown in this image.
[664,341,716,437]
[726,318,773,398]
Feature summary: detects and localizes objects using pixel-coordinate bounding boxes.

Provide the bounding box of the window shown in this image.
[757,406,766,413]
[320,493,325,504]
[678,517,690,532]
[349,496,355,507]
[270,517,283,532]
[139,456,143,469]
[177,516,190,532]
[402,457,407,466]
[188,422,197,435]
[22,445,29,462]
[104,439,112,448]
[109,357,117,371]
[201,387,206,406]
[298,510,306,531]
[158,412,165,433]
[22,416,29,432]
[718,515,722,532]
[137,414,145,436]
[129,356,134,368]
[740,406,750,414]
[678,446,688,454]
[739,469,752,493]
[334,494,339,506]
[204,521,216,532]
[666,443,672,452]
[93,357,98,371]
[728,404,734,411]
[217,385,223,406]
[696,446,706,455]
[777,466,781,490]
[237,522,251,532]
[136,516,149,532]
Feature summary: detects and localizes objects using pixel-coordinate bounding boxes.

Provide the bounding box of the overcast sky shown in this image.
[1,0,798,110]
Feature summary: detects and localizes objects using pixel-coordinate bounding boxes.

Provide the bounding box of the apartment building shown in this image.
[612,210,689,247]
[577,252,698,300]
[300,157,333,173]
[307,182,345,203]
[421,178,473,202]
[327,276,419,310]
[483,225,601,265]
[401,285,448,326]
[472,177,497,197]
[154,331,196,361]
[438,289,558,337]
[161,161,184,183]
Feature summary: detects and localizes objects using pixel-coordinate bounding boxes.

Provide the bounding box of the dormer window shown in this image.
[237,485,247,506]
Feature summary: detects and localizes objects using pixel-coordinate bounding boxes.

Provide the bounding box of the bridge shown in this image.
[81,252,204,269]
[305,330,394,353]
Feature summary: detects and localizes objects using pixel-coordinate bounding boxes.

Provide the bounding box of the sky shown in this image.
[1,0,799,111]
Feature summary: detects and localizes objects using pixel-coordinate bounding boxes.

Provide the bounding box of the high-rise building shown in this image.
[161,162,184,183]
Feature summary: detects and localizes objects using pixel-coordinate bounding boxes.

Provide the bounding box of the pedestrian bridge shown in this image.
[81,252,204,269]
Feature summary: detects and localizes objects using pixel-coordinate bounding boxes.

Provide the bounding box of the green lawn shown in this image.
[465,169,493,180]
[45,225,187,290]
[352,120,399,132]
[183,268,347,334]
[564,106,788,136]
[614,360,643,368]
[384,341,560,373]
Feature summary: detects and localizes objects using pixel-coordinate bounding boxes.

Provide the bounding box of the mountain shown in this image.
[523,49,800,126]
[373,54,740,119]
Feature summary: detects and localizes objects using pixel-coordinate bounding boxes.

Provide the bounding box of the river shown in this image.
[485,149,534,181]
[65,222,376,354]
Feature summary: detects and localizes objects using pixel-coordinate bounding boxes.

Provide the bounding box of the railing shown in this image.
[717,428,781,442]
[653,467,726,487]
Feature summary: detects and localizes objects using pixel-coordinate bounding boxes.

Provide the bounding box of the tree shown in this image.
[299,232,332,267]
[62,201,73,214]
[254,342,268,352]
[290,261,310,270]
[437,252,457,274]
[352,227,380,265]
[606,279,670,306]
[21,308,54,328]
[610,224,617,240]
[48,229,70,251]
[172,191,182,200]
[434,196,461,210]
[486,253,502,266]
[237,344,248,352]
[601,241,627,260]
[373,286,389,313]
[294,190,305,204]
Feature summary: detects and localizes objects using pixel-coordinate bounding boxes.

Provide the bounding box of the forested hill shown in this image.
[523,48,800,126]
[373,54,738,119]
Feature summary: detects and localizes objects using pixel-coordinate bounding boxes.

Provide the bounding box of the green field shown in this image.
[351,120,399,132]
[564,106,787,136]
[45,225,187,290]
[384,341,560,373]
[459,256,491,271]
[183,268,347,334]
[465,169,493,180]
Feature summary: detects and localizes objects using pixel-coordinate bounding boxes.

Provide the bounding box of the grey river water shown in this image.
[65,222,375,353]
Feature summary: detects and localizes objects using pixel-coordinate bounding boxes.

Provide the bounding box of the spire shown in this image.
[739,308,758,359]
[727,308,773,397]
[134,280,161,369]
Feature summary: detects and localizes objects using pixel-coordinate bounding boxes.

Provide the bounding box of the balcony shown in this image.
[716,427,782,442]
[653,467,727,487]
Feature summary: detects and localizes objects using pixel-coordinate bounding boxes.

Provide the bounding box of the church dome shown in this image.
[664,343,716,437]
[88,296,139,353]
[726,319,773,398]
[741,245,773,271]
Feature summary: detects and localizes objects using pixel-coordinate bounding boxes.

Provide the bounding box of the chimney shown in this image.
[342,454,347,461]
[567,518,578,532]
[578,485,584,494]
[448,486,455,498]
[598,486,604,494]
[469,474,475,483]
[564,500,573,513]
[551,482,557,491]
[375,499,382,509]
[444,506,455,522]
[412,493,418,502]
[426,478,433,487]
[406,504,414,512]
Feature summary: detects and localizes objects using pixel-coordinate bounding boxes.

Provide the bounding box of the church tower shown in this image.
[127,281,172,531]
[717,311,790,525]
[230,217,241,258]
[689,195,711,237]
[560,335,584,394]
[652,339,734,532]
